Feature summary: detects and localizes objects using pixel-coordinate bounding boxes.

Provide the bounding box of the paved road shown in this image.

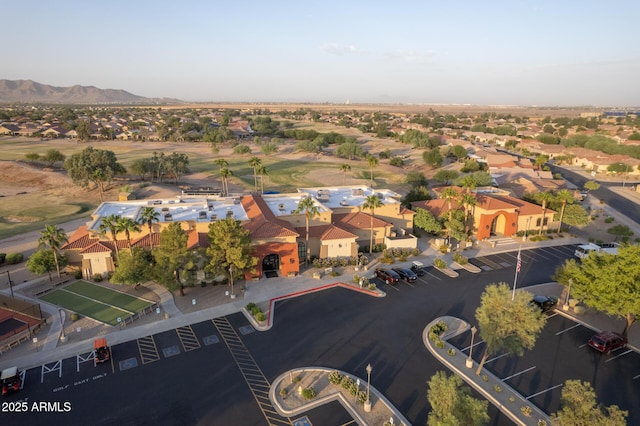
[6,244,638,426]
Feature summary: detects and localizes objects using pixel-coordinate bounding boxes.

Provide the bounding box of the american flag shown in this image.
[516,248,522,273]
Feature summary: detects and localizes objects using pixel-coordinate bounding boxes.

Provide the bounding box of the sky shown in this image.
[3,0,640,106]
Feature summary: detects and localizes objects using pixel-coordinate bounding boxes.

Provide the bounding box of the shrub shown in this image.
[292,375,301,384]
[301,387,316,400]
[93,273,103,282]
[448,348,456,356]
[493,384,502,393]
[604,217,614,223]
[329,270,340,277]
[341,376,354,390]
[349,381,359,396]
[453,252,468,265]
[246,302,257,311]
[74,270,83,279]
[357,389,367,404]
[255,312,266,322]
[251,306,261,315]
[368,283,377,291]
[411,247,420,256]
[521,405,532,416]
[0,253,5,264]
[538,420,547,426]
[435,339,445,348]
[328,370,343,385]
[482,374,489,382]
[70,312,79,321]
[5,252,24,264]
[433,258,447,269]
[439,245,449,254]
[279,388,287,398]
[509,396,516,403]
[595,239,604,245]
[588,237,595,242]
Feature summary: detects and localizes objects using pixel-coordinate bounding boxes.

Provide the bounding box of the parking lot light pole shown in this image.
[364,364,372,412]
[229,265,236,299]
[58,308,66,342]
[563,279,572,311]
[466,326,477,368]
[5,270,14,299]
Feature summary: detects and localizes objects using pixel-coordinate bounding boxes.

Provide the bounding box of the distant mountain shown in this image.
[0,80,182,104]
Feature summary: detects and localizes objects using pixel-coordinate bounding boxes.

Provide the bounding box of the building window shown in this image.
[536,218,541,227]
[543,218,548,226]
[298,242,306,263]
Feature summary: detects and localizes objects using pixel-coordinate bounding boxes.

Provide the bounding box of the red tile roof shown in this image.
[80,241,114,254]
[333,212,391,230]
[61,226,93,250]
[241,195,299,239]
[295,224,358,240]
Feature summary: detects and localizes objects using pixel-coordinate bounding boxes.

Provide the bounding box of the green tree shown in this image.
[64,146,125,201]
[405,171,427,188]
[536,192,554,235]
[75,119,90,141]
[248,156,262,192]
[294,196,321,264]
[139,207,160,250]
[38,224,69,279]
[164,152,190,184]
[220,167,233,196]
[402,186,432,206]
[26,249,65,282]
[205,217,257,286]
[607,162,631,174]
[257,164,269,194]
[450,145,468,161]
[440,187,461,222]
[111,248,153,287]
[413,208,442,234]
[339,163,351,186]
[474,283,547,375]
[43,149,65,167]
[583,180,600,192]
[461,193,478,233]
[427,371,489,426]
[362,195,382,254]
[153,222,194,296]
[116,216,141,250]
[551,380,627,426]
[554,189,575,232]
[555,245,640,336]
[335,141,365,160]
[423,148,443,168]
[607,224,634,241]
[25,152,40,163]
[99,214,121,258]
[261,142,278,156]
[560,204,589,227]
[129,158,152,181]
[367,156,378,188]
[433,170,459,185]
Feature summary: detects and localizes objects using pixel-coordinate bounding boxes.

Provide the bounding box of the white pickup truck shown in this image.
[574,242,620,259]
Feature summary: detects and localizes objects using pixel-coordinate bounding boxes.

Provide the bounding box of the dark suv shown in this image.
[588,331,627,353]
[529,295,557,312]
[375,268,400,284]
[392,267,417,282]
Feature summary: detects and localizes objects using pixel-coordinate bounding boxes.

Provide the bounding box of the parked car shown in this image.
[1,367,21,396]
[375,268,400,284]
[529,295,558,312]
[392,267,417,282]
[94,338,110,363]
[588,331,627,353]
[410,261,425,276]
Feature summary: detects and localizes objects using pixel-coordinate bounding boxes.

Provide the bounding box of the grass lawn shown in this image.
[64,280,154,313]
[40,289,132,326]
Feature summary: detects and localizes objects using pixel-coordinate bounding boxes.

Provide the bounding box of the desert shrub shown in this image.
[435,339,445,348]
[411,247,420,256]
[341,376,354,390]
[328,370,343,385]
[604,217,614,223]
[301,387,316,400]
[433,258,447,269]
[357,389,367,403]
[482,374,489,382]
[292,375,301,383]
[93,273,103,282]
[74,270,83,279]
[255,312,266,322]
[279,388,287,398]
[529,234,548,242]
[246,302,256,311]
[448,348,456,356]
[368,283,377,291]
[521,406,532,416]
[5,253,24,264]
[70,312,79,321]
[439,245,449,254]
[233,145,251,154]
[494,384,502,393]
[0,253,5,264]
[429,321,447,341]
[453,252,468,265]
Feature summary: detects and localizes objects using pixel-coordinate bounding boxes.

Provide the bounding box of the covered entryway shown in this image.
[262,254,280,278]
[490,214,506,236]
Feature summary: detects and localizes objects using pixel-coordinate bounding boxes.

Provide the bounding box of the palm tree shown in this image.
[441,187,461,222]
[99,214,121,257]
[116,217,141,250]
[38,224,68,279]
[220,167,233,196]
[461,193,478,233]
[248,156,262,192]
[554,189,575,232]
[339,163,351,186]
[257,165,269,194]
[537,192,554,235]
[367,156,379,188]
[139,207,160,249]
[294,196,320,264]
[214,158,228,172]
[362,195,382,254]
[459,175,477,193]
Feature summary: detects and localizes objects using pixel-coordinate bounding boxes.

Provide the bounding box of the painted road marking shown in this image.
[485,353,509,364]
[203,335,220,346]
[503,366,536,381]
[176,325,201,351]
[137,335,160,364]
[425,271,442,281]
[526,383,564,400]
[293,417,312,426]
[77,351,94,371]
[162,345,181,358]
[556,324,581,335]
[605,349,633,363]
[239,325,255,335]
[119,357,138,371]
[41,360,62,383]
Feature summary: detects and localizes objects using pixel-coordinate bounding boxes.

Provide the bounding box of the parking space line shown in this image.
[137,335,160,364]
[633,374,640,380]
[528,250,552,260]
[474,257,503,270]
[526,383,564,400]
[401,280,415,288]
[384,282,401,292]
[462,340,484,352]
[503,366,536,381]
[41,360,62,383]
[605,349,633,363]
[76,351,94,371]
[485,353,509,364]
[555,323,581,335]
[425,271,442,281]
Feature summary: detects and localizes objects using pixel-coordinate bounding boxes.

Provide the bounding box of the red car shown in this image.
[588,331,627,353]
[375,268,400,284]
[1,367,22,396]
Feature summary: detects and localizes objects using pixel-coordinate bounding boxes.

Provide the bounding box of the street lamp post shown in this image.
[563,279,572,311]
[58,308,66,342]
[523,217,531,241]
[5,270,14,299]
[364,364,372,412]
[466,326,477,368]
[229,265,236,299]
[355,378,360,404]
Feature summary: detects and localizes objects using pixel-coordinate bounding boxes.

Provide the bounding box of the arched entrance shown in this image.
[490,214,506,236]
[262,254,280,278]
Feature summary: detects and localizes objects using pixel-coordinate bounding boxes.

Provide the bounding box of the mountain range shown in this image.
[0,80,182,104]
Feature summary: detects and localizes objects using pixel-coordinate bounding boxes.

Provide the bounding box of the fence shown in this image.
[119,302,160,328]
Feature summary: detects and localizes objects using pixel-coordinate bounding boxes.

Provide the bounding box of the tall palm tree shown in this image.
[459,175,477,193]
[257,165,269,194]
[537,192,554,235]
[362,195,382,254]
[294,196,320,264]
[339,163,351,186]
[214,158,228,172]
[99,214,121,257]
[220,167,233,196]
[441,187,461,222]
[461,193,478,233]
[139,207,160,250]
[248,156,262,192]
[367,156,379,188]
[38,224,68,279]
[554,189,575,232]
[116,217,141,250]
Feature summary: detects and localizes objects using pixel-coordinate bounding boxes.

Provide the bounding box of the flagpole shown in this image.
[512,246,522,301]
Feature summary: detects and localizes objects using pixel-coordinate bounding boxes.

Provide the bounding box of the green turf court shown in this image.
[40,281,155,326]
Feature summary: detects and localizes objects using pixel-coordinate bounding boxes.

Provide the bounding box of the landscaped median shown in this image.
[423,316,552,426]
[270,366,411,426]
[242,282,385,331]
